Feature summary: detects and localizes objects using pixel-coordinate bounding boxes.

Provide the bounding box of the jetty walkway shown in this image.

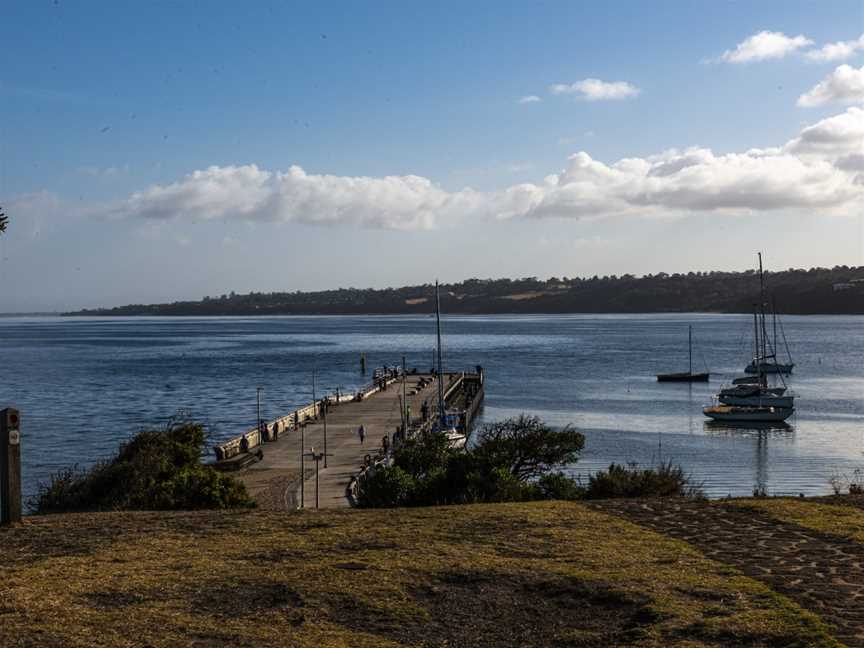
[217,372,471,510]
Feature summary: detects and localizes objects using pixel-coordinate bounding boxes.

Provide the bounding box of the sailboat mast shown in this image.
[435,281,446,430]
[688,325,692,375]
[772,298,778,358]
[758,252,768,364]
[753,311,762,385]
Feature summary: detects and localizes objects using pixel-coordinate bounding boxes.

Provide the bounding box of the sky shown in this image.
[1,0,863,312]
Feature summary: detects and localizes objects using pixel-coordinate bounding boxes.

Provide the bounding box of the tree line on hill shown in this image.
[69,265,864,316]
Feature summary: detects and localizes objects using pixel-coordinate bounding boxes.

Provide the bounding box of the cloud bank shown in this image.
[517,95,542,104]
[107,108,863,229]
[720,30,813,63]
[549,79,640,101]
[805,34,864,62]
[798,64,864,107]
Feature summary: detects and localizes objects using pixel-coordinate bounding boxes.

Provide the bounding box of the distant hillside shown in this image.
[69,266,864,316]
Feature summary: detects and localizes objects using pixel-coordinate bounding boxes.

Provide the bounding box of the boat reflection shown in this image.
[703,421,795,495]
[703,420,793,434]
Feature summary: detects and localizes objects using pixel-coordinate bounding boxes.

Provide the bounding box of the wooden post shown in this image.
[1,408,22,525]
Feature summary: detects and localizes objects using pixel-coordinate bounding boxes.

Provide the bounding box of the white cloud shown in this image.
[549,79,640,101]
[78,164,128,178]
[797,64,864,107]
[720,30,813,63]
[805,34,864,62]
[517,95,542,104]
[785,106,864,156]
[106,108,864,229]
[111,165,490,230]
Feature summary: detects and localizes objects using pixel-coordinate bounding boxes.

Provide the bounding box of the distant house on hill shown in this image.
[833,279,864,291]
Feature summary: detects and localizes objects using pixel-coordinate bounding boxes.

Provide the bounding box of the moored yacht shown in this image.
[703,253,795,423]
[703,404,794,423]
[656,325,710,382]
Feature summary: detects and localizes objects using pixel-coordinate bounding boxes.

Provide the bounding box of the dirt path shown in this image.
[590,499,864,647]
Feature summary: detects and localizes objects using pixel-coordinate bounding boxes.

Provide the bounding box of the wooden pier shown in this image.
[214,369,484,510]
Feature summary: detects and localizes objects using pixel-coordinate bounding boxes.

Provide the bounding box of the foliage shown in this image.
[354,466,415,508]
[391,430,452,480]
[583,461,704,500]
[828,467,864,495]
[33,421,254,513]
[357,421,703,508]
[356,415,586,507]
[471,415,584,481]
[70,265,864,316]
[535,471,585,500]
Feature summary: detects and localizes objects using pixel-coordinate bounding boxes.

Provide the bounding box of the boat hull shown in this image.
[656,372,710,382]
[703,405,794,422]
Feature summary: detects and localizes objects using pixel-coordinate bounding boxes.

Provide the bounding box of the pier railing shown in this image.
[213,371,403,463]
[347,370,485,506]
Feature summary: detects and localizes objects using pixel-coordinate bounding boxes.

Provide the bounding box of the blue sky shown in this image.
[1,1,862,311]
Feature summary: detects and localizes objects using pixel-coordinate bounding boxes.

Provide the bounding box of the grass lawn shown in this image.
[729,495,864,544]
[0,501,839,647]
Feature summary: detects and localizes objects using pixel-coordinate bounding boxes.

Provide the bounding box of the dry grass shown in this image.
[729,496,864,544]
[0,501,838,647]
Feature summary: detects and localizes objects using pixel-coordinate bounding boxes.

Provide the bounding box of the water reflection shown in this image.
[704,422,795,495]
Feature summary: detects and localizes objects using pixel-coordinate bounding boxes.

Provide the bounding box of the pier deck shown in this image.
[235,373,452,510]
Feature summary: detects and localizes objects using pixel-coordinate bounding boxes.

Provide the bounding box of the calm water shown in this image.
[1,314,862,501]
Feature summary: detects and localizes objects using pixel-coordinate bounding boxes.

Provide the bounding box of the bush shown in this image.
[360,415,586,508]
[583,461,703,500]
[471,415,585,481]
[355,466,416,508]
[392,431,453,480]
[33,421,254,513]
[536,472,584,501]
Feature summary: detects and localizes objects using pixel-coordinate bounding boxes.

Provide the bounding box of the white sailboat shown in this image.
[745,292,794,374]
[704,253,795,423]
[433,281,466,449]
[703,404,794,423]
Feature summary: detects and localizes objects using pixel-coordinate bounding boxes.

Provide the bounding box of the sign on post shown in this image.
[1,407,22,525]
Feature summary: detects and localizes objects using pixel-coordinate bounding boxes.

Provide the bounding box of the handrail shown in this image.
[347,371,484,507]
[213,372,402,461]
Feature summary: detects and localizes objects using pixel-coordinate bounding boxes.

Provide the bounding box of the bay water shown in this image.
[1,314,861,501]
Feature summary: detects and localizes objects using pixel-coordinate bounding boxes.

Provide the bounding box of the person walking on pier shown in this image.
[358,424,366,445]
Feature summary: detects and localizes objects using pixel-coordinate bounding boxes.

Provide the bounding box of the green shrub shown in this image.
[536,472,584,500]
[471,415,585,481]
[33,421,254,513]
[361,416,586,508]
[583,461,703,500]
[355,466,416,508]
[392,431,453,480]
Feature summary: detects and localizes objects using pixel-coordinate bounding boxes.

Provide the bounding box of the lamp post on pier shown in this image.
[303,447,332,509]
[322,384,343,469]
